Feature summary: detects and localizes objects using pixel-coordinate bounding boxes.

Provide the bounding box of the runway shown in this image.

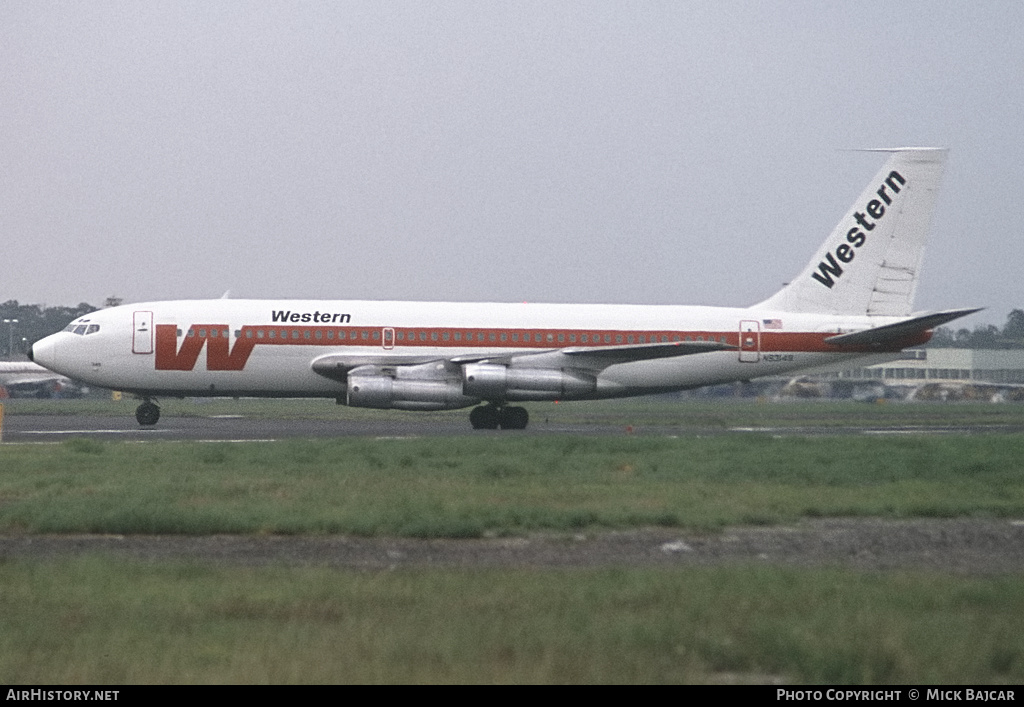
[2,412,614,442]
[3,412,464,442]
[5,411,1024,443]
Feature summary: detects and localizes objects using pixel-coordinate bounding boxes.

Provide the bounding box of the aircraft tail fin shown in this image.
[756,148,948,316]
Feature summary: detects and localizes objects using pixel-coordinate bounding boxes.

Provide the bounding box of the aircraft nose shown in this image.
[31,335,59,371]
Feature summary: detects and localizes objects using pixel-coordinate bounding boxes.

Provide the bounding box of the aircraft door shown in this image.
[382,327,395,350]
[133,311,154,354]
[739,320,760,363]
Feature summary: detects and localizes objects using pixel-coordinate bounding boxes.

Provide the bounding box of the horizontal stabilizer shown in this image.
[824,308,983,348]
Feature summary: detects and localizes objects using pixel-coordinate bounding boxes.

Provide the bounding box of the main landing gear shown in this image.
[136,399,161,427]
[469,404,529,430]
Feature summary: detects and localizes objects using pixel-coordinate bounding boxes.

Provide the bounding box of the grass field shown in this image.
[3,399,1024,684]
[3,558,1024,684]
[2,433,1024,535]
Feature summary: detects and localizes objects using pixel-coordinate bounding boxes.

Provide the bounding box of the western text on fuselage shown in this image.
[271,310,352,324]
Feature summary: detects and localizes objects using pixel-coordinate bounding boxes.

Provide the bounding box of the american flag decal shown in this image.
[763,319,783,329]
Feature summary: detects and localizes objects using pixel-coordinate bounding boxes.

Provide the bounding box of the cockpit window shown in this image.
[64,323,101,336]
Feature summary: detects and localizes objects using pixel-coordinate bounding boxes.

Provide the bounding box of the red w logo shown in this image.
[155,325,256,371]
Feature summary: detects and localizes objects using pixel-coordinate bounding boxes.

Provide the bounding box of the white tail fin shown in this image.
[757,148,948,316]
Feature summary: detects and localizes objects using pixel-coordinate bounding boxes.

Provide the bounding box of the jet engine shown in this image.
[461,363,596,401]
[345,363,478,411]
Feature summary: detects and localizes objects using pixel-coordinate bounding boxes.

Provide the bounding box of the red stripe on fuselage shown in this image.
[154,323,929,372]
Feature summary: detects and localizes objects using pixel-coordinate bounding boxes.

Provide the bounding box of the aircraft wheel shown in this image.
[136,402,161,427]
[499,406,529,430]
[469,405,499,430]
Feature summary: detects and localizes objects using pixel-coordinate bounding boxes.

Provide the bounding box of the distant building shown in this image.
[823,348,1024,385]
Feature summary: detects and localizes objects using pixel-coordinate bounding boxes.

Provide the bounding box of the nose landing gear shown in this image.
[469,404,529,430]
[135,400,161,427]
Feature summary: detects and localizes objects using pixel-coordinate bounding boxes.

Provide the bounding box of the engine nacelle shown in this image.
[462,363,596,401]
[347,376,478,411]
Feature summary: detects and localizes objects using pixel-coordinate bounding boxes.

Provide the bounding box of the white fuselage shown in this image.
[31,298,916,403]
[27,149,964,429]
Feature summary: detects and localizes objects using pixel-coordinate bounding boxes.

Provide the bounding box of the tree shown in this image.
[0,300,97,359]
[1004,309,1024,341]
[926,310,1024,349]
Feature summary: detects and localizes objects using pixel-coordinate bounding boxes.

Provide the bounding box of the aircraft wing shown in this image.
[824,307,983,348]
[562,339,732,359]
[311,340,734,381]
[451,339,732,366]
[311,354,450,381]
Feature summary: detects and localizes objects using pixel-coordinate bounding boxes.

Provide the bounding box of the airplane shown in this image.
[0,361,79,399]
[29,148,979,429]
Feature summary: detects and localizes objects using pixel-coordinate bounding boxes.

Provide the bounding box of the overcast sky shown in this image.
[3,1,1022,328]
